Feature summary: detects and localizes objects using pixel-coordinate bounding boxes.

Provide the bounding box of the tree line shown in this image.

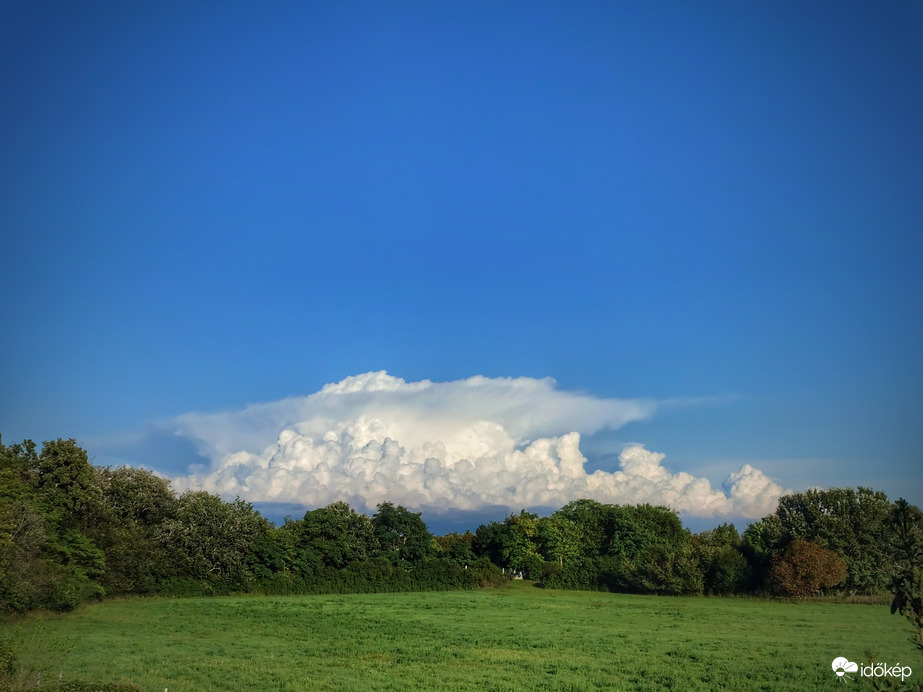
[2,436,921,645]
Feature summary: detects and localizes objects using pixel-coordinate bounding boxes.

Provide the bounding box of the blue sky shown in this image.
[2,1,921,528]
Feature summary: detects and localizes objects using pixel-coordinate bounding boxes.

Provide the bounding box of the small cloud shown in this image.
[724,464,789,518]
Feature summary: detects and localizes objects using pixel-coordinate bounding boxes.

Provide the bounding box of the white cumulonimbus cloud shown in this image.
[169,371,787,518]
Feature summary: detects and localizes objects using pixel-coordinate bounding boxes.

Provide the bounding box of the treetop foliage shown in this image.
[1,435,919,619]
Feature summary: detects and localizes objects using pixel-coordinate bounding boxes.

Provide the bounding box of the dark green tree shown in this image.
[1,437,107,611]
[298,501,377,569]
[372,502,432,569]
[692,523,749,595]
[887,499,923,650]
[619,505,701,595]
[742,513,784,591]
[434,531,476,567]
[472,520,510,568]
[0,437,45,611]
[533,502,701,595]
[473,511,544,577]
[34,438,104,531]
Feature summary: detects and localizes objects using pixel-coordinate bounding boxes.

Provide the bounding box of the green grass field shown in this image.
[4,583,920,691]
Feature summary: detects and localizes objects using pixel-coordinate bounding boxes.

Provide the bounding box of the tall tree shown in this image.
[103,466,176,526]
[34,438,104,531]
[298,501,377,569]
[434,531,476,567]
[694,524,749,595]
[472,520,509,568]
[157,492,268,587]
[745,487,895,593]
[1,438,106,611]
[555,500,607,559]
[537,513,580,568]
[888,499,923,650]
[93,467,177,594]
[372,502,432,569]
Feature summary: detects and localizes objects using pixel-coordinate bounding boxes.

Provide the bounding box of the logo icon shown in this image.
[832,657,859,682]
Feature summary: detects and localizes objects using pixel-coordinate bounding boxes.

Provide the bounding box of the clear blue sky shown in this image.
[2,1,921,524]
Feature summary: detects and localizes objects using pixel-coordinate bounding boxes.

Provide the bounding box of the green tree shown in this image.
[537,513,580,569]
[502,511,543,577]
[102,466,176,526]
[434,531,476,567]
[157,491,269,588]
[275,518,325,577]
[472,520,508,567]
[694,524,749,595]
[0,437,45,611]
[530,501,702,594]
[597,504,699,594]
[1,437,107,611]
[750,487,894,593]
[635,542,704,595]
[0,500,47,612]
[887,498,923,650]
[555,500,607,559]
[622,505,701,595]
[0,437,39,500]
[742,514,784,590]
[603,504,681,561]
[34,438,104,531]
[298,501,377,569]
[372,502,432,569]
[93,466,177,594]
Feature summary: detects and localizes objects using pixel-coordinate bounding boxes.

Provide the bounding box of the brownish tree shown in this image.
[769,539,847,597]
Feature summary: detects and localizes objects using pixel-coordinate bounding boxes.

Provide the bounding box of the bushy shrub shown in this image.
[155,577,214,598]
[542,560,598,591]
[703,547,750,596]
[635,546,704,596]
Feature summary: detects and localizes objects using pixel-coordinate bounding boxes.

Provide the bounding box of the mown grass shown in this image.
[4,582,920,691]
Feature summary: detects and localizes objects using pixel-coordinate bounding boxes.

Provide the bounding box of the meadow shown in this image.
[4,582,919,691]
